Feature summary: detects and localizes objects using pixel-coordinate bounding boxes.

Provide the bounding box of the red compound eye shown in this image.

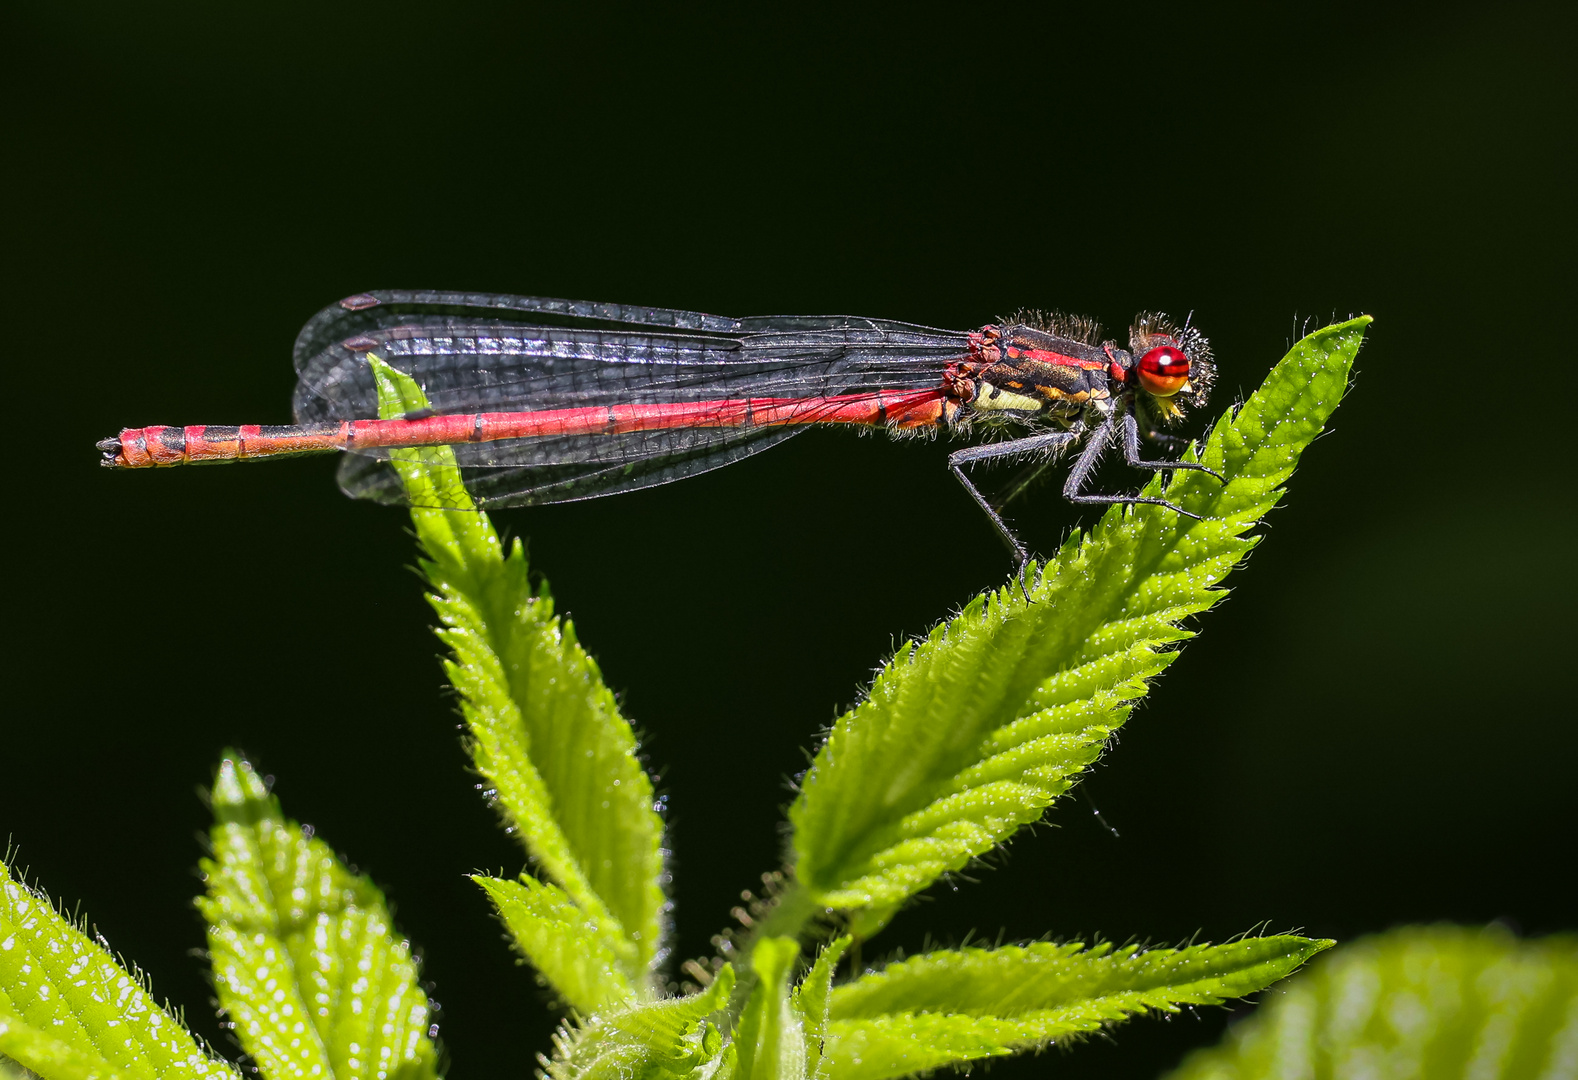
[1137,344,1191,397]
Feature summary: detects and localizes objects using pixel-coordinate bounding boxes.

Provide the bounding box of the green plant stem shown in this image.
[752,882,817,943]
[720,881,819,1028]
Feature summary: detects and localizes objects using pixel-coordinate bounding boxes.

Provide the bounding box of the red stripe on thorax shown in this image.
[1007,348,1107,370]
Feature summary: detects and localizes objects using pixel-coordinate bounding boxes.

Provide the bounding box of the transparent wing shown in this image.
[292,294,973,508]
[338,425,805,509]
[294,324,965,419]
[293,289,958,371]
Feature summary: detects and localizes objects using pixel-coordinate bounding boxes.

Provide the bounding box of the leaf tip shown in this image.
[210,751,268,812]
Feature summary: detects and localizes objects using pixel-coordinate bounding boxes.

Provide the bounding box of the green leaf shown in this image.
[1164,926,1578,1080]
[473,874,635,1014]
[196,753,437,1080]
[0,1014,120,1080]
[546,967,736,1080]
[0,858,237,1080]
[824,936,1331,1080]
[790,319,1369,928]
[733,938,806,1080]
[792,938,850,1080]
[370,357,668,996]
[1,1052,33,1080]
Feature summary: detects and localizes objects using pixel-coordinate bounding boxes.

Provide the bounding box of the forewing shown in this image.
[293,301,972,510]
[294,323,968,423]
[292,288,959,372]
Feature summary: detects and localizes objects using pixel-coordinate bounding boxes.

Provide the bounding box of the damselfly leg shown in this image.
[948,411,1226,592]
[949,430,1081,585]
[1063,414,1220,520]
[1116,413,1224,484]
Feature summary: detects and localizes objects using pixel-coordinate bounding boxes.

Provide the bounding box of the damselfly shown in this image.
[100,290,1222,572]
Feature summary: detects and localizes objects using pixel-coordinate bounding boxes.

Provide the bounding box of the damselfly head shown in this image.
[1129,312,1214,420]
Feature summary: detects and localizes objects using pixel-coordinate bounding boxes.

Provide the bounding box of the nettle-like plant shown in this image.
[1167,926,1578,1079]
[2,319,1371,1080]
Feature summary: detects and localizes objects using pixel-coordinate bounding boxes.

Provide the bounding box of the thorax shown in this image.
[954,324,1119,419]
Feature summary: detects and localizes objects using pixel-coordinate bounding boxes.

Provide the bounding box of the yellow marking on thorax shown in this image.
[1035,384,1094,404]
[973,381,1046,413]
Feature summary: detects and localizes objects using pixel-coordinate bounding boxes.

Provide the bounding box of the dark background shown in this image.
[3,4,1574,1078]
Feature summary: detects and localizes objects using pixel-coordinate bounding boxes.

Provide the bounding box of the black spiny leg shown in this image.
[949,430,1080,593]
[1063,415,1206,519]
[1118,413,1224,484]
